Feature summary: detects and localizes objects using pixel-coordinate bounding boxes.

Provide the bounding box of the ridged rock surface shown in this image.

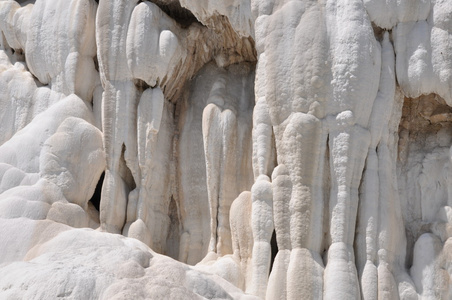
[0,0,451,299]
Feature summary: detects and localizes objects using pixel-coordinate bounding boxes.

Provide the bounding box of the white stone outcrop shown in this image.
[1,0,452,299]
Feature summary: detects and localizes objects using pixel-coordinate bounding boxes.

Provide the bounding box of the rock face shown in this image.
[0,0,451,299]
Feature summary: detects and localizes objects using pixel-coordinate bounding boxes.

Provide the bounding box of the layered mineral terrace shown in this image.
[0,0,451,299]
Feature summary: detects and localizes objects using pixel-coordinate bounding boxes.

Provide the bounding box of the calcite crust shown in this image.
[0,0,452,299]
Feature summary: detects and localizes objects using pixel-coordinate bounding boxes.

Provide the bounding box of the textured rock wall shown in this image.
[0,0,452,299]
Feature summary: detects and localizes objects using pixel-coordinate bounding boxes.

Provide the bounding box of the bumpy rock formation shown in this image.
[0,0,451,299]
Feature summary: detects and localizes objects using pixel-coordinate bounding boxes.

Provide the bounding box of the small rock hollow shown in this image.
[89,171,105,211]
[149,0,199,28]
[270,230,278,274]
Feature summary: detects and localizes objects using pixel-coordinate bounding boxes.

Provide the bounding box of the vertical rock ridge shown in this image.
[0,0,452,299]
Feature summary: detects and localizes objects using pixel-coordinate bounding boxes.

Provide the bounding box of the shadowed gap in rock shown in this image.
[148,0,199,28]
[270,229,278,274]
[89,171,105,211]
[165,195,181,260]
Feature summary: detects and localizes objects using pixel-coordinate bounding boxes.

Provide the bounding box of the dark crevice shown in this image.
[12,48,25,62]
[147,0,199,28]
[120,143,137,191]
[165,196,181,260]
[134,78,151,92]
[93,55,99,73]
[269,230,278,275]
[371,21,386,42]
[322,133,331,264]
[16,0,36,5]
[89,171,104,211]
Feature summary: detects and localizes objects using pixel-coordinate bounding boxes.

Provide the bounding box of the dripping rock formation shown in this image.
[0,0,452,299]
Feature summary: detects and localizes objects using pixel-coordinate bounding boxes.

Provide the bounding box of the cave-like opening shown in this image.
[148,0,199,28]
[270,230,278,274]
[165,196,181,260]
[89,171,105,211]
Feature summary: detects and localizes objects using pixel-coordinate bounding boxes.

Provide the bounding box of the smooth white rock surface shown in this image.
[1,0,452,299]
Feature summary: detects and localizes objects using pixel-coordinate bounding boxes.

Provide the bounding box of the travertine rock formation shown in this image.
[0,0,451,299]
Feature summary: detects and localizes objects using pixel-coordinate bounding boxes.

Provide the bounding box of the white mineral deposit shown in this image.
[0,0,451,299]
